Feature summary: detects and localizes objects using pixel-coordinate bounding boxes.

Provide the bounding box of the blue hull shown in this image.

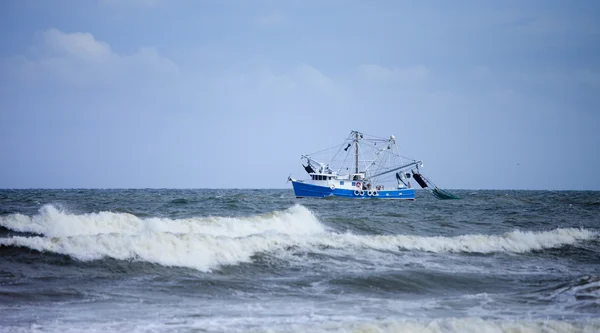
[291,181,415,199]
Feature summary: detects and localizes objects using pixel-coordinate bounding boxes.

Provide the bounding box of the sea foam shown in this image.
[1,317,598,333]
[0,204,325,237]
[0,205,596,272]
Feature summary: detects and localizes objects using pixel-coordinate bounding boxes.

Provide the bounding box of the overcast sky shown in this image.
[1,0,599,190]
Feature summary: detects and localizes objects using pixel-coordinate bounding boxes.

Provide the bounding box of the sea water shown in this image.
[1,189,599,332]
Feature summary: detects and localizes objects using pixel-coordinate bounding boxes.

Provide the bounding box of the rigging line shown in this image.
[392,142,417,164]
[329,140,351,166]
[363,147,386,174]
[305,143,346,157]
[336,151,351,174]
[361,132,388,141]
[394,143,416,161]
[362,139,391,144]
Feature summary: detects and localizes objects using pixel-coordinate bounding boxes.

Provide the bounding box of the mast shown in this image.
[354,131,359,173]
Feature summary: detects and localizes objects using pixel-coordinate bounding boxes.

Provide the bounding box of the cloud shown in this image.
[4,29,177,87]
[41,29,113,60]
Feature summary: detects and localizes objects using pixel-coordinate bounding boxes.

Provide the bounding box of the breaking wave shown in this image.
[0,204,324,238]
[344,228,596,254]
[0,205,596,272]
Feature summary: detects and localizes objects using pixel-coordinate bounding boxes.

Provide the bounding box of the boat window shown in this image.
[318,175,322,180]
[340,181,344,185]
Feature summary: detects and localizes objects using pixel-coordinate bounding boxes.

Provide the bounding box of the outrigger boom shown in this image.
[368,160,422,179]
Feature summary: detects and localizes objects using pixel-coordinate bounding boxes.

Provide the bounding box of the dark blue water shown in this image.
[1,189,599,332]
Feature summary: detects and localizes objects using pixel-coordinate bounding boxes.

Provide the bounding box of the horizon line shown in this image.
[0,187,598,191]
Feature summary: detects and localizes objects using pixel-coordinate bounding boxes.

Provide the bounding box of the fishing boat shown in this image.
[289,130,459,200]
[287,131,415,199]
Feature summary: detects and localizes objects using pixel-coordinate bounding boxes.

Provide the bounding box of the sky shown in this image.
[0,0,599,190]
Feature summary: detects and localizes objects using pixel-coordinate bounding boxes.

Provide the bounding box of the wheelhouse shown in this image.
[309,174,335,181]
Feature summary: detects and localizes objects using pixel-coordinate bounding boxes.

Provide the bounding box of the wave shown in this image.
[0,204,326,272]
[169,198,190,204]
[0,205,596,272]
[537,275,600,303]
[347,227,596,254]
[0,204,324,238]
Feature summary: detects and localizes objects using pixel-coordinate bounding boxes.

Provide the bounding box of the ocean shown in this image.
[0,189,599,332]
